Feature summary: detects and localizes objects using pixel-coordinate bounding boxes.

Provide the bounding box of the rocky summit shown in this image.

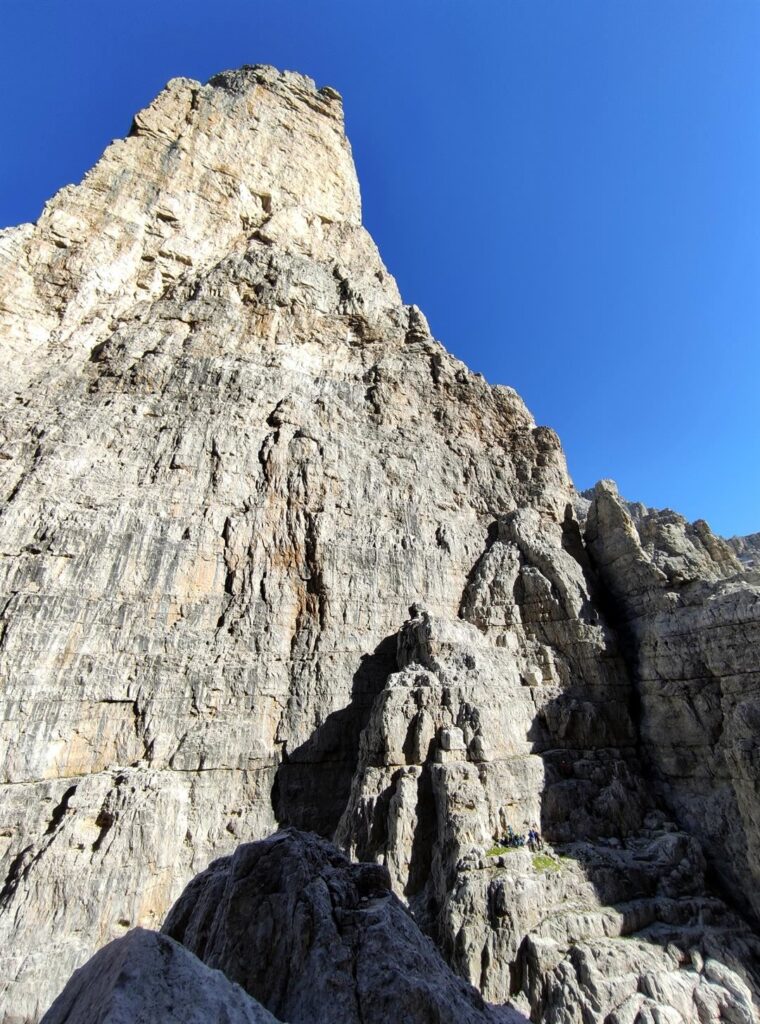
[0,65,758,1024]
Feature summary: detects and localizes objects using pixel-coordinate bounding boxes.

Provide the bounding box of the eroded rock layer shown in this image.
[0,65,758,1023]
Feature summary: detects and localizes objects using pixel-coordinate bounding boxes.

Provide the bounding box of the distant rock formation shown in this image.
[1,66,758,1023]
[729,532,760,571]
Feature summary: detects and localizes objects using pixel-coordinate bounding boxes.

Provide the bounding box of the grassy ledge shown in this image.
[532,853,560,872]
[486,844,518,857]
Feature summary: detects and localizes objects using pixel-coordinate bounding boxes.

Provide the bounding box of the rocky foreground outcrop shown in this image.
[40,829,760,1024]
[0,65,759,1022]
[162,828,518,1024]
[40,929,279,1024]
[44,830,517,1024]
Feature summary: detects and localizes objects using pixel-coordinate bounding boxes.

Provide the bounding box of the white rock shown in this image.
[522,666,543,687]
[440,727,466,752]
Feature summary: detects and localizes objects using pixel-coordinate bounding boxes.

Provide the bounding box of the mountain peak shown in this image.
[0,65,364,393]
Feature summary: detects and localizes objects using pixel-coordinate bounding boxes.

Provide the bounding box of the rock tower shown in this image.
[1,67,758,1023]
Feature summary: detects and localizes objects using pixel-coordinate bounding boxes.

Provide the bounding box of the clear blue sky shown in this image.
[2,0,759,536]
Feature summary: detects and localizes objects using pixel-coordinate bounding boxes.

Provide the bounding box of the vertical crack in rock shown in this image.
[43,785,78,836]
[0,847,34,910]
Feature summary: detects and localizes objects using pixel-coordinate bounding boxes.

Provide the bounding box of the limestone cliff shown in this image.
[0,66,758,1023]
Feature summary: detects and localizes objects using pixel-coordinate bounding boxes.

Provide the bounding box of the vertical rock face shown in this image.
[0,66,758,1023]
[585,481,760,923]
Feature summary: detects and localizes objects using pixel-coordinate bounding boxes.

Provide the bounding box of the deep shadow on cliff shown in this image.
[271,634,398,836]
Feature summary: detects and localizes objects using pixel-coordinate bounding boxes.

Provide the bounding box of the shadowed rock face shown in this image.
[40,928,278,1024]
[38,832,521,1024]
[0,63,759,1024]
[162,829,519,1024]
[586,481,760,924]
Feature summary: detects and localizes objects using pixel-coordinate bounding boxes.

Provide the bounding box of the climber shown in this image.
[503,825,526,848]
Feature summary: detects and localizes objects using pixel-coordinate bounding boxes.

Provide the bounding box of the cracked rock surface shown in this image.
[1,64,759,1023]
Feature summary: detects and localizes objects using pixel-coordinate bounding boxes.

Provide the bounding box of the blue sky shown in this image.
[2,1,758,536]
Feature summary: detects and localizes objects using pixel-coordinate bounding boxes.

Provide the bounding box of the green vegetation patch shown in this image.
[486,844,516,857]
[532,853,560,872]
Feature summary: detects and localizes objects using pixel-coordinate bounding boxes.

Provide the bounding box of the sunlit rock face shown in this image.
[0,65,758,1023]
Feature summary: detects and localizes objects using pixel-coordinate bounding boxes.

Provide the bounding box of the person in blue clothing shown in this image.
[527,824,543,851]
